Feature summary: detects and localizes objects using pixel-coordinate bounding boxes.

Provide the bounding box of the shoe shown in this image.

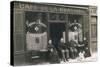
[66,59,69,61]
[60,61,64,63]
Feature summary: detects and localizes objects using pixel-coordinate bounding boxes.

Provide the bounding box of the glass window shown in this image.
[91,16,97,24]
[91,24,97,38]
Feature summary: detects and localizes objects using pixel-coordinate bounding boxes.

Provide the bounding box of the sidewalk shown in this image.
[60,52,97,64]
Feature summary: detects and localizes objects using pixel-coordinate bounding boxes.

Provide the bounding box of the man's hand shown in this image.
[77,44,85,47]
[50,49,54,52]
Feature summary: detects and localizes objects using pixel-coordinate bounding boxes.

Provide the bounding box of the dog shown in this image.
[77,51,85,61]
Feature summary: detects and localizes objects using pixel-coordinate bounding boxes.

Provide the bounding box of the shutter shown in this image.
[14,11,25,53]
[83,15,89,39]
[13,10,26,65]
[90,16,97,52]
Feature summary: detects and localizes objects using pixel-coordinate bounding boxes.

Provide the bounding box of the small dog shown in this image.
[78,51,85,61]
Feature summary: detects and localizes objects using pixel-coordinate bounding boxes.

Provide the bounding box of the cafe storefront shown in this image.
[11,1,97,66]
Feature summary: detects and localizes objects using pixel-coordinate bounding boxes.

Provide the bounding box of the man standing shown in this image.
[83,37,91,58]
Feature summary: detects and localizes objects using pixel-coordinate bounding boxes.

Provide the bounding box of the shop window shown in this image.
[91,24,97,38]
[91,16,97,24]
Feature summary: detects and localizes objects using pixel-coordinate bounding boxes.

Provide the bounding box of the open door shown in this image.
[49,23,66,49]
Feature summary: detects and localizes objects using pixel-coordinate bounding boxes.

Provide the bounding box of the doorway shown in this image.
[49,23,66,49]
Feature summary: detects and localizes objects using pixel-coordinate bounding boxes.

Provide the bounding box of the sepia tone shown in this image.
[11,1,97,66]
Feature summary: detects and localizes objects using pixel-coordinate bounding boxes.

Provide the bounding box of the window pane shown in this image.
[91,24,97,38]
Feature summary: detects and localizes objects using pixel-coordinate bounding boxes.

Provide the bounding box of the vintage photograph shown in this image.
[11,1,97,66]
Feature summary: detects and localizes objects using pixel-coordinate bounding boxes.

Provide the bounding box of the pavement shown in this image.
[34,52,97,65]
[60,52,97,64]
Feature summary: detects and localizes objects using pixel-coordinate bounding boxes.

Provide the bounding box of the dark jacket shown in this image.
[58,42,67,50]
[69,40,77,47]
[47,44,60,63]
